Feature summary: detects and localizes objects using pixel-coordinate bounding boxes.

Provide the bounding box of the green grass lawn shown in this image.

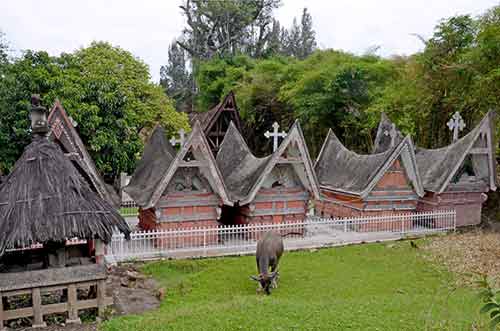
[102,241,486,331]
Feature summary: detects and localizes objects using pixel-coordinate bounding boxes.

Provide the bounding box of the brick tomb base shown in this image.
[417,190,487,227]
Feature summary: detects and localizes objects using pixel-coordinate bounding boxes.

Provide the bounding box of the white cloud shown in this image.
[0,0,497,82]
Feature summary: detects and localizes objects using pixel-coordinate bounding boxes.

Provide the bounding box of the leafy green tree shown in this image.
[0,42,189,180]
[196,51,396,156]
[195,54,254,110]
[236,57,292,154]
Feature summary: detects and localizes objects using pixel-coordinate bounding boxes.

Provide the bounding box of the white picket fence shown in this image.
[105,210,456,263]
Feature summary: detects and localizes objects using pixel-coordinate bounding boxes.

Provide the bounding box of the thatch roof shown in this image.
[0,136,130,256]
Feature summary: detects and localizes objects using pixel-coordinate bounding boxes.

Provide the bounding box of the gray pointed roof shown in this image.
[216,122,271,202]
[416,111,497,193]
[315,130,423,197]
[126,122,231,209]
[217,121,320,204]
[124,125,177,207]
[373,113,404,153]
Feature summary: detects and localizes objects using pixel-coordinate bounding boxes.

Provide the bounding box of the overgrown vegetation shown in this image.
[188,4,500,156]
[0,42,189,180]
[477,275,500,330]
[102,242,487,331]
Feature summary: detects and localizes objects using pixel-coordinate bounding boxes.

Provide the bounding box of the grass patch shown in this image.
[102,241,486,330]
[119,207,138,216]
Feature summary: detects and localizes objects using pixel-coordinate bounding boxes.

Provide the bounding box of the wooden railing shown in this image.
[0,265,113,330]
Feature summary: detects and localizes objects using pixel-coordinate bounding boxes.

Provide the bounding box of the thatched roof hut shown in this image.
[0,96,130,256]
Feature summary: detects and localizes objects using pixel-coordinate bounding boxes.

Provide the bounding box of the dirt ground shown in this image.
[423,228,500,287]
[15,264,161,331]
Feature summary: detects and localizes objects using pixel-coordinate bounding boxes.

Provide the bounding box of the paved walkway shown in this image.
[106,225,444,263]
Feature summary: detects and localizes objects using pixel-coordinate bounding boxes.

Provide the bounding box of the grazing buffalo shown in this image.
[250,231,284,294]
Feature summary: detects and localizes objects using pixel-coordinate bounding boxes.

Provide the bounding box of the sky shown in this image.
[1,0,498,82]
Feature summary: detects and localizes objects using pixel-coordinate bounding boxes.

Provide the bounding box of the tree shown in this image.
[284,18,301,57]
[298,8,317,59]
[282,8,317,59]
[176,0,281,60]
[264,19,283,56]
[0,30,8,67]
[160,40,193,112]
[0,42,189,180]
[195,50,396,156]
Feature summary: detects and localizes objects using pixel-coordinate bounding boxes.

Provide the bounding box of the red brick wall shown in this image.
[417,191,487,227]
[155,219,219,249]
[137,191,222,248]
[242,187,308,224]
[316,157,418,220]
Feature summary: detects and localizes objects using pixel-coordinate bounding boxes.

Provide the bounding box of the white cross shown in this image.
[447,112,466,142]
[264,122,287,152]
[170,128,186,147]
[383,123,398,148]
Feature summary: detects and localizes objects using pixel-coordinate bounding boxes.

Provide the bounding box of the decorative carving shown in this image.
[264,122,287,152]
[268,165,300,189]
[447,112,465,142]
[52,117,64,139]
[167,168,211,193]
[383,123,398,148]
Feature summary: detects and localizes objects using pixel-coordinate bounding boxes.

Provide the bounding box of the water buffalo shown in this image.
[250,231,284,294]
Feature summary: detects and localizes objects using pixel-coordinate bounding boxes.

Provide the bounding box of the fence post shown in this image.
[401,215,405,235]
[453,210,456,232]
[0,292,4,331]
[343,219,347,233]
[66,284,81,324]
[97,279,106,320]
[203,228,207,255]
[32,287,46,328]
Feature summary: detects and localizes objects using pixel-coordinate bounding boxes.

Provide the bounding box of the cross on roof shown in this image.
[264,122,287,152]
[170,128,186,147]
[383,123,398,148]
[447,112,466,142]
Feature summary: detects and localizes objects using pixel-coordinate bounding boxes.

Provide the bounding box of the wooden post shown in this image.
[95,239,105,265]
[97,280,106,320]
[66,284,81,324]
[0,292,5,331]
[31,288,47,328]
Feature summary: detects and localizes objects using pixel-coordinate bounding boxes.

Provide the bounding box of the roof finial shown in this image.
[170,128,186,147]
[264,122,287,152]
[447,112,465,142]
[383,123,398,148]
[30,94,49,137]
